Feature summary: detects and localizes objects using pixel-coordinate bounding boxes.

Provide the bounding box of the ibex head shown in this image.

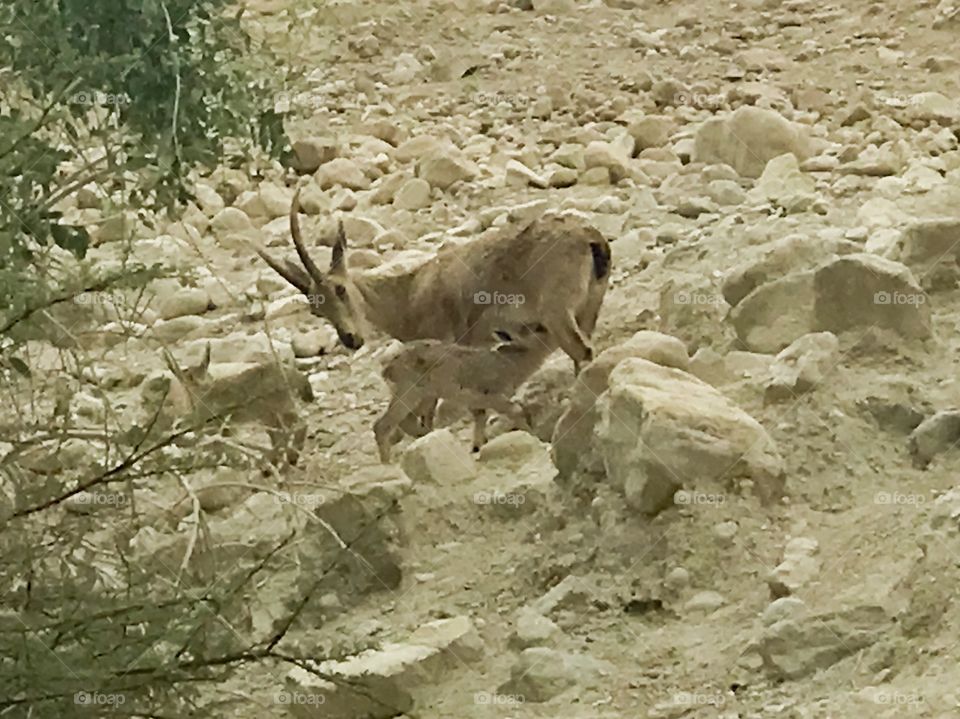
[254,188,365,350]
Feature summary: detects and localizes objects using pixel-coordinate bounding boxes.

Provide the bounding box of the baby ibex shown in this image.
[254,188,612,365]
[374,323,551,462]
[161,344,313,467]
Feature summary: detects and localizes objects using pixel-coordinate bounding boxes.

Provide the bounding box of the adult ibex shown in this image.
[254,188,611,365]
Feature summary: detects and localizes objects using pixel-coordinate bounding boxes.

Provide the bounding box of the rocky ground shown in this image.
[14,0,960,716]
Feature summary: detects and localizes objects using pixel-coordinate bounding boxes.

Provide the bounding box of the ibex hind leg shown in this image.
[545,309,593,372]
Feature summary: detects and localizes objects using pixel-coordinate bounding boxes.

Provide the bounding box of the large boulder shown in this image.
[722,234,860,308]
[694,106,814,178]
[497,648,614,703]
[891,217,960,290]
[596,359,785,515]
[552,332,689,480]
[285,615,481,718]
[729,271,817,353]
[813,254,931,339]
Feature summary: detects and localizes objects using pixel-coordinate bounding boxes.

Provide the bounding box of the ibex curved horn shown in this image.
[289,186,325,284]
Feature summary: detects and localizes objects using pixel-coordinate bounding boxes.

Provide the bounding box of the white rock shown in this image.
[684,590,726,613]
[393,178,432,210]
[497,648,614,703]
[416,146,479,190]
[694,106,814,178]
[764,332,840,402]
[768,537,820,595]
[505,159,548,188]
[316,157,371,190]
[401,429,477,484]
[747,153,818,213]
[597,359,785,515]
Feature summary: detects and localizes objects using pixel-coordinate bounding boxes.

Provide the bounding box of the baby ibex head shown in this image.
[162,342,211,396]
[254,187,365,350]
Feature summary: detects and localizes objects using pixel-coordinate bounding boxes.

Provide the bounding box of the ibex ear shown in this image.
[330,220,347,275]
[198,342,212,374]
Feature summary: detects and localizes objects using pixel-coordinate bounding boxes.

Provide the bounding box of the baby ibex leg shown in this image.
[470,409,488,452]
[265,421,304,468]
[375,394,426,463]
[465,393,530,452]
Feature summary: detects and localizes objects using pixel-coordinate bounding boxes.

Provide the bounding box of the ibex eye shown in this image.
[334,285,347,299]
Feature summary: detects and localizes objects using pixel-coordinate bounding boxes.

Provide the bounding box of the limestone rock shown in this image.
[316,157,371,191]
[909,410,960,468]
[694,106,814,178]
[768,537,820,596]
[401,429,477,484]
[813,254,931,339]
[497,648,614,702]
[747,153,819,213]
[597,359,785,514]
[416,146,479,190]
[553,332,690,480]
[742,605,888,680]
[291,136,338,173]
[730,271,817,353]
[764,332,840,403]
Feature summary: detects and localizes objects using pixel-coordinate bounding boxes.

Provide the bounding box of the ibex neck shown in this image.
[352,270,415,339]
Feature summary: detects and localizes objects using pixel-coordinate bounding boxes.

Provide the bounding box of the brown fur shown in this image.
[162,344,312,467]
[374,325,551,462]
